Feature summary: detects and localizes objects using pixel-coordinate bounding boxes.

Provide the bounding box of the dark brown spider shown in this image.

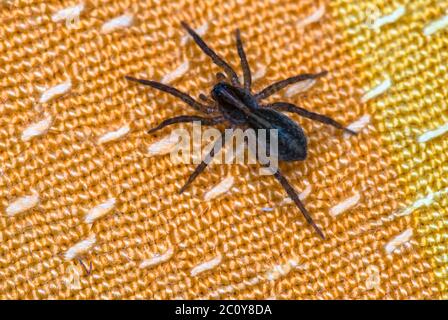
[126,22,356,239]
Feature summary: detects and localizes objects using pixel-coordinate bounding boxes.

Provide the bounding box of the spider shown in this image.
[126,22,356,239]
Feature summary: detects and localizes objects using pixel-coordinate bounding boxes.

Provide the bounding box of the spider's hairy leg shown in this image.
[179,131,226,194]
[235,29,252,91]
[255,71,328,100]
[181,21,241,86]
[266,102,357,135]
[273,170,325,239]
[125,76,214,114]
[147,115,224,134]
[198,93,215,105]
[216,72,226,81]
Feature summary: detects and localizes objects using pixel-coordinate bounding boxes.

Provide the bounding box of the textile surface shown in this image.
[0,0,447,299]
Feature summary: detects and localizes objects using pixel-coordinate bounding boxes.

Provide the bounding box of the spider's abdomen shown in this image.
[248,108,307,162]
[211,82,307,161]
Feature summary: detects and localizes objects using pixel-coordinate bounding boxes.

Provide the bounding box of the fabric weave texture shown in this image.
[0,0,447,299]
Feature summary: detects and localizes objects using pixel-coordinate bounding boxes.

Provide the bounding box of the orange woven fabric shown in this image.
[0,0,446,299]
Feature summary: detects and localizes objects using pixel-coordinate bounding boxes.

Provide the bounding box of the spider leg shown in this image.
[216,72,226,81]
[255,71,328,101]
[235,29,252,91]
[273,170,325,239]
[181,21,240,86]
[198,93,215,105]
[125,76,214,114]
[199,93,208,102]
[266,102,356,135]
[179,131,225,194]
[147,115,224,134]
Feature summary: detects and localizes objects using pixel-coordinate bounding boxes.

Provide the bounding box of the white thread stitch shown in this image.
[252,65,267,81]
[207,258,304,298]
[418,122,448,143]
[191,254,222,276]
[209,276,260,298]
[84,198,116,223]
[329,192,361,217]
[281,183,312,205]
[297,4,325,28]
[204,176,234,201]
[65,235,96,260]
[371,187,448,227]
[398,187,448,217]
[284,79,317,98]
[361,77,391,103]
[161,61,189,84]
[21,116,53,141]
[181,22,208,45]
[299,184,312,200]
[101,14,133,34]
[147,133,180,157]
[369,6,406,30]
[6,192,39,216]
[343,115,371,138]
[424,14,448,36]
[51,3,84,22]
[385,228,412,254]
[265,259,299,281]
[39,80,72,103]
[140,247,174,269]
[97,125,130,144]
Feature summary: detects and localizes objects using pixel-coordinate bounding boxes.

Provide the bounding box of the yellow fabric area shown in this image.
[332,0,448,298]
[0,0,446,299]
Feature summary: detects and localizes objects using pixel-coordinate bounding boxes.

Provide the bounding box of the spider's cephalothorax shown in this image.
[126,22,356,239]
